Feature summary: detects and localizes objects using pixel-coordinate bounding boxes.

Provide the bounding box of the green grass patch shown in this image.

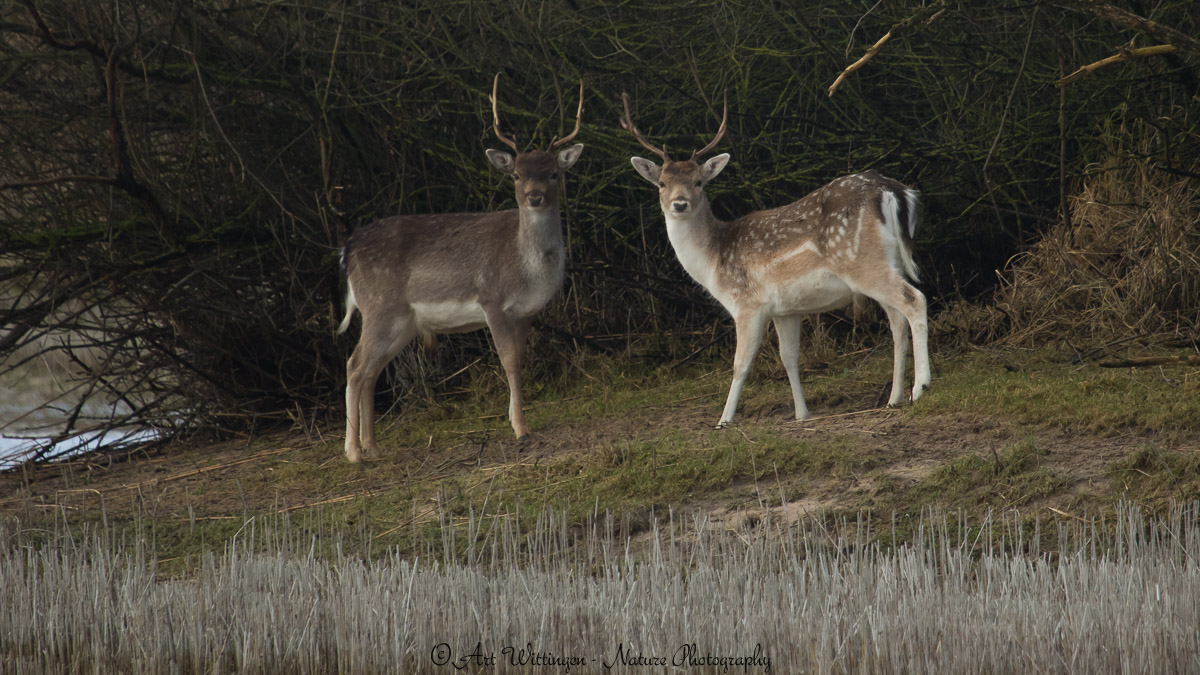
[1108,445,1200,505]
[415,426,879,540]
[373,353,732,447]
[904,437,1069,509]
[914,347,1200,435]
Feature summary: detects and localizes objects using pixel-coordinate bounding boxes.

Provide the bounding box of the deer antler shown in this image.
[490,73,520,154]
[620,92,670,163]
[549,80,585,151]
[690,91,728,161]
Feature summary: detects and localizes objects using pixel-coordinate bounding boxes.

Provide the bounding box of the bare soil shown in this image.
[0,393,1174,531]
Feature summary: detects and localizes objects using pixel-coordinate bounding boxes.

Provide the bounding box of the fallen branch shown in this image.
[1057,44,1178,86]
[1098,355,1200,368]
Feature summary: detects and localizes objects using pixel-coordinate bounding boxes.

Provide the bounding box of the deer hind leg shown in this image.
[881,304,911,407]
[907,285,931,401]
[485,309,533,439]
[718,309,769,428]
[345,315,416,462]
[866,277,930,404]
[773,314,809,420]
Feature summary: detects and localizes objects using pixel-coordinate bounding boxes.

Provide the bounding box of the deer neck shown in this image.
[663,200,722,292]
[515,205,566,285]
[518,206,563,247]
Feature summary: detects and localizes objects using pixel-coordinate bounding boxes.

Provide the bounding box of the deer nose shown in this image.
[672,200,689,213]
[527,195,545,208]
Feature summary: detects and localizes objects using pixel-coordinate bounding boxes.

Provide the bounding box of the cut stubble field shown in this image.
[3,341,1200,673]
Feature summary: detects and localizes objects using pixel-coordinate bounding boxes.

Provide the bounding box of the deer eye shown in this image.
[695,181,702,187]
[513,173,521,181]
[658,181,665,188]
[551,171,558,179]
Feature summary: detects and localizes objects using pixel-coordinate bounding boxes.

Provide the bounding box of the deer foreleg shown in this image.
[718,309,769,428]
[486,310,533,439]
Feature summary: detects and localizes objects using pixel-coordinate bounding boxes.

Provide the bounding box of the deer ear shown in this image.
[556,144,584,171]
[701,153,731,182]
[630,157,661,184]
[486,149,515,175]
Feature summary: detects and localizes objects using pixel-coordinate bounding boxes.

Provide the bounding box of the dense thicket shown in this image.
[1,0,1197,456]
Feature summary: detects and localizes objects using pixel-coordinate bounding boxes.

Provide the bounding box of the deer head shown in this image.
[486,74,584,211]
[622,92,730,219]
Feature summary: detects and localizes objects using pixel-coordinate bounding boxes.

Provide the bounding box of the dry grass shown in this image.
[3,503,1200,673]
[998,126,1200,345]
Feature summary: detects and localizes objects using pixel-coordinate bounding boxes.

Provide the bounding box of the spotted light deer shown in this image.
[337,75,584,462]
[621,93,930,428]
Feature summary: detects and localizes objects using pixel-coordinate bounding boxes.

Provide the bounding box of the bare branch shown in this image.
[828,30,893,98]
[1050,0,1200,56]
[828,1,948,97]
[0,175,117,191]
[1057,44,1179,86]
[1099,355,1200,368]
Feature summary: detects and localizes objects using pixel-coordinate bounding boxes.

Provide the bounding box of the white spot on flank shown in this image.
[775,241,821,262]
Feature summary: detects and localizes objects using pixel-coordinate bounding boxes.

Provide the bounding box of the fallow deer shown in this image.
[337,75,584,462]
[621,93,930,428]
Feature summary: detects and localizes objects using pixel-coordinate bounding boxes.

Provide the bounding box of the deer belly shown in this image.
[411,300,488,333]
[770,270,854,313]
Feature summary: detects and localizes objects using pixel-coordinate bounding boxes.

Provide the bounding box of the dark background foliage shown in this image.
[1,0,1197,457]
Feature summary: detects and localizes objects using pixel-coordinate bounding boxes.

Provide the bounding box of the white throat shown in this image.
[663,206,719,293]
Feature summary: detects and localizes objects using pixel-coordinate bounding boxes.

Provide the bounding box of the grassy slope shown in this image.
[2,340,1198,572]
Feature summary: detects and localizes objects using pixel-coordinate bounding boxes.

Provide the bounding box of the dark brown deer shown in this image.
[621,93,930,428]
[338,75,584,462]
